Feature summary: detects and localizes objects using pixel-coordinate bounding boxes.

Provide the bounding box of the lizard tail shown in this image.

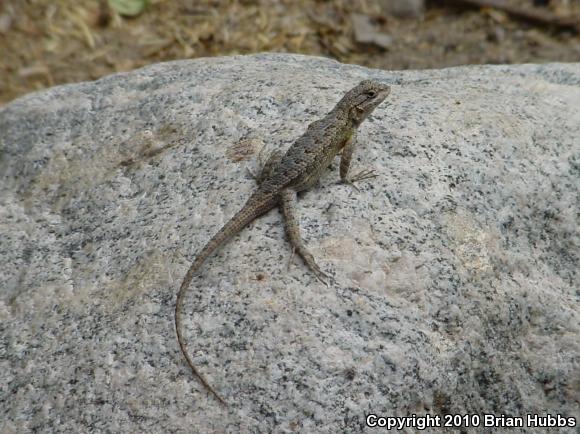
[175,192,278,405]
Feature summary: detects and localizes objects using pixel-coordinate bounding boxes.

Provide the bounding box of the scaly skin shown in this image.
[175,80,391,404]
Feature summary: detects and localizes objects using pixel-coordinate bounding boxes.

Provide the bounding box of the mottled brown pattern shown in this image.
[175,80,390,404]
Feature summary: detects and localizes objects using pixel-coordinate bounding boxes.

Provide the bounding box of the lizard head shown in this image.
[341,80,390,125]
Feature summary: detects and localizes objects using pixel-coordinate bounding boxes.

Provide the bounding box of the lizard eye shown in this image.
[366,90,376,98]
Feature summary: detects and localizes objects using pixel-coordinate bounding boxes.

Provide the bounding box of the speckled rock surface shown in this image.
[1,54,579,433]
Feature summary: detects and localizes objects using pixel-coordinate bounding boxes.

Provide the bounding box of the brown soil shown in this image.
[1,0,579,105]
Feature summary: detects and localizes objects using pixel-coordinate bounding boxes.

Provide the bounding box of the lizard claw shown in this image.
[311,264,330,286]
[287,247,297,271]
[310,265,330,286]
[340,168,377,192]
[304,252,331,286]
[343,179,361,192]
[289,248,331,286]
[349,168,378,183]
[314,269,331,287]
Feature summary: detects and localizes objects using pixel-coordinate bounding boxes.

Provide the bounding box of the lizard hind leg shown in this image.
[280,188,330,285]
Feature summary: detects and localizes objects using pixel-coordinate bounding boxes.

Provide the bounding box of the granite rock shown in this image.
[1,54,579,433]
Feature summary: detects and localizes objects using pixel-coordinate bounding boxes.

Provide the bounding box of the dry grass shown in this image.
[1,0,579,104]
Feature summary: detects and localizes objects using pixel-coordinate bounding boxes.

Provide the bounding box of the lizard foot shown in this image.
[302,251,331,286]
[288,248,330,286]
[349,168,378,183]
[341,169,378,192]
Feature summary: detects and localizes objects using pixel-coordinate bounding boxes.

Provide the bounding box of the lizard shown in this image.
[175,79,391,405]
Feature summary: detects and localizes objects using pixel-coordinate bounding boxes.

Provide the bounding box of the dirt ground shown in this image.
[1,0,579,105]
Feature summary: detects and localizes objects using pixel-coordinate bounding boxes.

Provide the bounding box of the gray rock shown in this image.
[1,54,578,433]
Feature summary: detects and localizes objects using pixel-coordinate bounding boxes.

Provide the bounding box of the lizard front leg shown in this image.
[340,131,377,188]
[280,188,329,285]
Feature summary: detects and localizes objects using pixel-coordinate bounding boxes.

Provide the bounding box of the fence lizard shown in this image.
[175,80,391,404]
